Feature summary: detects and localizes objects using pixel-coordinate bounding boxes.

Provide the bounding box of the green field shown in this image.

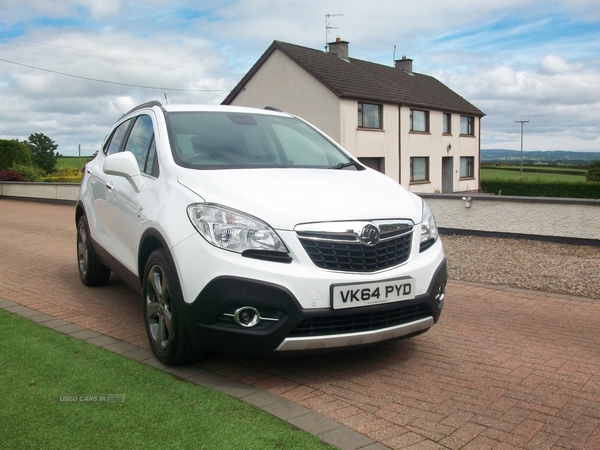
[481,168,587,183]
[56,156,94,171]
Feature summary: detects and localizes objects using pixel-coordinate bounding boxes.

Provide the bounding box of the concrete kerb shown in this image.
[0,296,388,450]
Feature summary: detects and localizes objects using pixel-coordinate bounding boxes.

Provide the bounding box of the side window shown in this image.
[358,103,382,129]
[123,115,157,176]
[460,115,475,136]
[460,156,475,178]
[145,138,158,177]
[410,157,429,182]
[104,119,132,155]
[443,113,452,135]
[410,109,430,133]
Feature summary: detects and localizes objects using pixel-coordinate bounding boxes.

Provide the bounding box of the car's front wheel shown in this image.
[143,249,203,365]
[77,215,110,286]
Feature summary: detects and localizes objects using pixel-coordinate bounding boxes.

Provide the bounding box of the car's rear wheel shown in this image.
[143,249,203,365]
[77,215,110,286]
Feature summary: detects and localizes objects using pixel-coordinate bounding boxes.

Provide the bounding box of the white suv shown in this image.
[76,102,447,365]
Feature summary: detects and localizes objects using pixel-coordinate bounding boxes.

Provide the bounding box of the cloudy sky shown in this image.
[0,0,598,156]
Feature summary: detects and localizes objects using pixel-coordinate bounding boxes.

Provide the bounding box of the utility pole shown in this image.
[78,144,81,172]
[515,120,529,180]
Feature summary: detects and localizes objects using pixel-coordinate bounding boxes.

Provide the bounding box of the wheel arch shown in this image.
[138,228,178,287]
[75,201,86,225]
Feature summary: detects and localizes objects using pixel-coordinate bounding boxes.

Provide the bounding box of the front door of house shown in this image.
[442,157,453,193]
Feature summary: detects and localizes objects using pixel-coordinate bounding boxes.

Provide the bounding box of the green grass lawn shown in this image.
[481,168,587,183]
[0,309,335,450]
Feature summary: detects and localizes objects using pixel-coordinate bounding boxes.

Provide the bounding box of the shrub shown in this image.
[40,166,83,183]
[10,164,42,182]
[587,161,600,183]
[0,169,25,182]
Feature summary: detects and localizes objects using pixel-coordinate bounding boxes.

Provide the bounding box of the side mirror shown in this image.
[103,152,144,193]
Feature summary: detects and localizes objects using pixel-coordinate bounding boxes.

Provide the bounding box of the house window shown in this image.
[460,115,474,136]
[410,109,429,132]
[410,157,429,182]
[460,156,475,178]
[358,103,382,129]
[443,113,451,134]
[358,157,385,174]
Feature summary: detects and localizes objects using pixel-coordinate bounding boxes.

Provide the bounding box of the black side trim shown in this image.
[88,235,141,294]
[419,238,436,252]
[241,249,292,263]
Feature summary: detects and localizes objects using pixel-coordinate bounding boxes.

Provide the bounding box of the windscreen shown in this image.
[166,112,357,169]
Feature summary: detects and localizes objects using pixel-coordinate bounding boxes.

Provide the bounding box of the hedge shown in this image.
[481,180,600,199]
[0,139,32,170]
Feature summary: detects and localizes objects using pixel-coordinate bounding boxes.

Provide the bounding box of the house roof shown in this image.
[222,40,485,117]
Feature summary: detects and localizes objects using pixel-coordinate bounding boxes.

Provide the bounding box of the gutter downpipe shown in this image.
[398,103,403,185]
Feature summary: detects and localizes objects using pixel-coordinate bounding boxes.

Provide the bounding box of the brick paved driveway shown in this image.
[2,199,600,449]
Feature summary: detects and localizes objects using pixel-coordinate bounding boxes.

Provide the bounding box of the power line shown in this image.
[0,57,232,92]
[1,38,238,78]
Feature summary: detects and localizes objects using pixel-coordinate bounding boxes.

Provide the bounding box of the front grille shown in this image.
[299,233,412,272]
[289,303,431,337]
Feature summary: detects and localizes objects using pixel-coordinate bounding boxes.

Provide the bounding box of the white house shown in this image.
[222,39,485,193]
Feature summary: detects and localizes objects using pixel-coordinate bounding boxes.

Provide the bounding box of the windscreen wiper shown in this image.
[328,161,356,170]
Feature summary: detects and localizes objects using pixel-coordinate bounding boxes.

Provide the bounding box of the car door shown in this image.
[86,118,133,252]
[92,113,159,275]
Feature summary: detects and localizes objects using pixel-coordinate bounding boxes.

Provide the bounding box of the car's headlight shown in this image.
[420,200,438,252]
[187,204,288,253]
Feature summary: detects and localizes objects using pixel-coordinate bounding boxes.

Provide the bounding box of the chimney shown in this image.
[328,37,349,59]
[395,55,413,73]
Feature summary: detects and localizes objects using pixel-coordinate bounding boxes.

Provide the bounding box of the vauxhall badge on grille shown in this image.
[358,224,380,246]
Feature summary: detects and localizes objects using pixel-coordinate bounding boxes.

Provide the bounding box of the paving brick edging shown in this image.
[0,296,390,450]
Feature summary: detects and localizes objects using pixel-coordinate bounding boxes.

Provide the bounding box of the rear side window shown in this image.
[104,119,132,156]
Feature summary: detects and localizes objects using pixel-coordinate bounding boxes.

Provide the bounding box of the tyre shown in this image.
[77,215,111,286]
[143,249,203,365]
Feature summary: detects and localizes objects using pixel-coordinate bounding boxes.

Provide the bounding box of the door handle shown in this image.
[105,182,114,191]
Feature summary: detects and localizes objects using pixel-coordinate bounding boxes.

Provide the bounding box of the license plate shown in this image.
[331,277,416,310]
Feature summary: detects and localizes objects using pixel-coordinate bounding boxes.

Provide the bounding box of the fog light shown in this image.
[234,307,261,328]
[434,284,445,307]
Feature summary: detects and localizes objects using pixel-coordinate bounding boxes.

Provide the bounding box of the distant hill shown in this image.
[482,149,600,165]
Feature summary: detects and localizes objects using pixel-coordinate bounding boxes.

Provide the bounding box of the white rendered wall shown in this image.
[227,49,341,142]
[401,109,480,194]
[422,194,600,241]
[339,100,400,183]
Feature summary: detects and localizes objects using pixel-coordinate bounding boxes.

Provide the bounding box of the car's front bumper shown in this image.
[181,257,447,355]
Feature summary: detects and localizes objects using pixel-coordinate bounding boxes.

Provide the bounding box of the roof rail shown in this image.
[120,101,164,120]
[263,106,282,112]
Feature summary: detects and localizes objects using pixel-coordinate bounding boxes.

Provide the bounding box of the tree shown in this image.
[27,133,61,174]
[587,161,600,183]
[0,139,32,171]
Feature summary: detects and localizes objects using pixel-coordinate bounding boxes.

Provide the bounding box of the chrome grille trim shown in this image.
[295,220,414,272]
[295,220,413,244]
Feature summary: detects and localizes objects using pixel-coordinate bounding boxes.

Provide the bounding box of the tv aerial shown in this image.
[325,13,343,50]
